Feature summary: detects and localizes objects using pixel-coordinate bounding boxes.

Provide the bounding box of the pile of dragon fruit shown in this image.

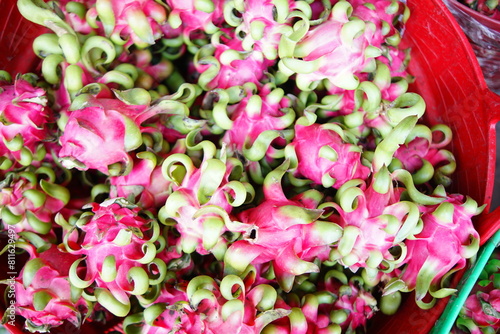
[0,0,486,333]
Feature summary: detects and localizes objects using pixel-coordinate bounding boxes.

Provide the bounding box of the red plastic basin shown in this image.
[1,0,500,333]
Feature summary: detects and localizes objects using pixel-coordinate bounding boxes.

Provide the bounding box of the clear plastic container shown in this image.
[443,0,500,94]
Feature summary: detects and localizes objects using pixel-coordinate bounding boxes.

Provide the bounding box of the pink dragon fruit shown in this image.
[311,0,411,120]
[460,290,500,331]
[386,191,483,308]
[330,281,379,332]
[278,0,381,91]
[323,59,410,121]
[453,248,500,333]
[225,0,301,60]
[326,169,421,273]
[58,88,195,176]
[0,165,70,235]
[393,124,456,186]
[86,0,168,49]
[61,198,167,317]
[217,85,296,174]
[2,244,88,333]
[159,141,255,257]
[350,0,407,48]
[109,152,173,211]
[224,161,343,292]
[263,269,378,333]
[194,29,275,90]
[58,94,146,175]
[0,75,53,168]
[285,120,370,188]
[319,268,379,332]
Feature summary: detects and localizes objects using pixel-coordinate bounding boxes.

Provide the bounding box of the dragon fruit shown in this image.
[224,161,343,292]
[159,139,255,257]
[278,0,382,91]
[58,93,146,175]
[2,0,488,332]
[58,87,197,175]
[60,198,167,317]
[385,191,483,308]
[329,280,379,332]
[460,290,500,332]
[194,29,275,90]
[107,123,182,211]
[393,124,456,186]
[349,0,408,53]
[322,59,410,122]
[453,247,500,333]
[0,165,70,235]
[285,119,370,188]
[1,243,88,333]
[0,74,53,168]
[109,152,172,211]
[224,0,303,61]
[264,268,379,333]
[326,169,419,273]
[214,84,296,182]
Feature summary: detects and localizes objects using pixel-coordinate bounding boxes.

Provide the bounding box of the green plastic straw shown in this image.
[430,229,500,334]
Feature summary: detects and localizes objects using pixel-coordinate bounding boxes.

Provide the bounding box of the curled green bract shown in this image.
[219,274,245,300]
[95,288,131,317]
[243,130,282,162]
[18,0,75,35]
[386,93,426,126]
[194,45,220,91]
[161,153,195,185]
[58,33,81,64]
[390,201,421,243]
[64,64,84,98]
[210,89,234,130]
[392,169,444,205]
[33,33,63,58]
[41,54,65,85]
[372,115,418,171]
[80,36,117,74]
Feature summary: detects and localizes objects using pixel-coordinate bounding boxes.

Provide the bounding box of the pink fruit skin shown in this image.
[289,122,370,188]
[58,98,147,174]
[13,245,87,332]
[0,77,53,161]
[401,194,480,297]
